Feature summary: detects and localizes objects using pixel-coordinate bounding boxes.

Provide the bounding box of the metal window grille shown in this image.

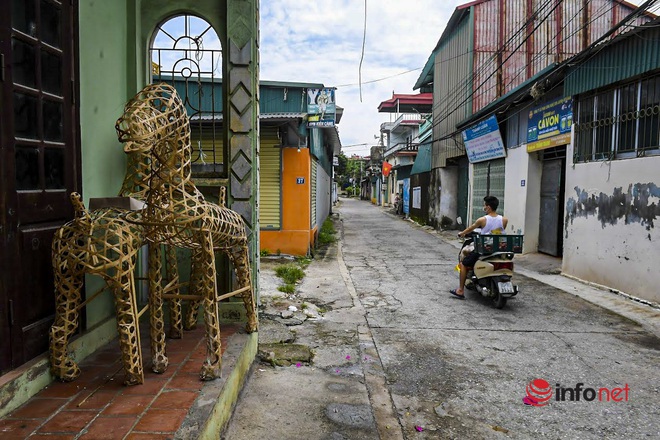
[150,14,225,177]
[574,73,660,162]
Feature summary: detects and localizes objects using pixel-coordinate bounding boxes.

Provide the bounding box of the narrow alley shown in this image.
[224,197,660,439]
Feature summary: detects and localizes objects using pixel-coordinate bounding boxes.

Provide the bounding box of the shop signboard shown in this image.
[462,115,506,163]
[527,97,573,152]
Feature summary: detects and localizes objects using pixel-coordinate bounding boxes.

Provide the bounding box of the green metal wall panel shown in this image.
[565,27,660,97]
[434,14,472,168]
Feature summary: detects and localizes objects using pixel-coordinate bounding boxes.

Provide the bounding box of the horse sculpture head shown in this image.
[115,83,190,159]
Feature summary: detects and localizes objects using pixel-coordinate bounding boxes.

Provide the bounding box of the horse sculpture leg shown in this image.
[148,244,168,373]
[229,241,258,333]
[184,248,203,330]
[49,247,84,382]
[110,268,144,385]
[199,231,222,380]
[164,245,183,339]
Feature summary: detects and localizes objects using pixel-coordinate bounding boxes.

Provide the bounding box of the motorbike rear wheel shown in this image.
[491,279,507,309]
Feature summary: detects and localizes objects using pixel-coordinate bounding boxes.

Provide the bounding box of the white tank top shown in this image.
[482,215,504,234]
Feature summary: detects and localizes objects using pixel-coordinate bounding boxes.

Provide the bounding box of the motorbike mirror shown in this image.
[456,216,463,226]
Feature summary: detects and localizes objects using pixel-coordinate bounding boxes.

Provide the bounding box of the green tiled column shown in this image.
[226,0,260,296]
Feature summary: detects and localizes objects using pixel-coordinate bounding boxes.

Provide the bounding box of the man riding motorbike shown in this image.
[450,195,507,300]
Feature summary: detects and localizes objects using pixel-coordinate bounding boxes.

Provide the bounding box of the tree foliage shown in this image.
[335,153,365,189]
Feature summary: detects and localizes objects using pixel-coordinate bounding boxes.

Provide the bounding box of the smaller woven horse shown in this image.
[116,83,258,380]
[49,193,151,385]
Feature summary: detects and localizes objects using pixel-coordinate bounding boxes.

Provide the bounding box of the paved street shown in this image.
[224,198,660,439]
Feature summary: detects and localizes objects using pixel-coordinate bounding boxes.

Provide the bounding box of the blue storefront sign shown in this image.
[403,178,410,215]
[461,115,506,163]
[527,96,572,152]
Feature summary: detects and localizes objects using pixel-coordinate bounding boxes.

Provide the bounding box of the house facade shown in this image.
[377,93,432,211]
[562,20,660,303]
[444,15,660,303]
[413,0,651,230]
[1,0,259,411]
[164,78,341,256]
[258,83,341,256]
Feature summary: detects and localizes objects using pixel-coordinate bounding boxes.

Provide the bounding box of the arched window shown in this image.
[151,15,224,176]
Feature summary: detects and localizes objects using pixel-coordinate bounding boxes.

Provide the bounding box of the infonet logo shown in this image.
[523,378,630,406]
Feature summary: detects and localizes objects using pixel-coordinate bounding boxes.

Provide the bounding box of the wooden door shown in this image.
[0,0,79,374]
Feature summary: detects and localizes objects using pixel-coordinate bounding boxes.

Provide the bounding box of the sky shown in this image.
[259,0,464,157]
[258,0,650,157]
[152,1,650,158]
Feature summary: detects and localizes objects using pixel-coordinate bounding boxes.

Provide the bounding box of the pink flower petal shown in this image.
[296,363,301,368]
[346,355,351,360]
[415,426,424,432]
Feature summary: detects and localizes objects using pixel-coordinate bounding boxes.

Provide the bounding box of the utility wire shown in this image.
[431,0,659,144]
[460,0,614,120]
[430,0,563,132]
[336,67,421,88]
[432,0,620,135]
[359,0,368,102]
[430,0,558,112]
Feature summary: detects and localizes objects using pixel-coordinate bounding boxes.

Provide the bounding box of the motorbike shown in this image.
[458,231,520,309]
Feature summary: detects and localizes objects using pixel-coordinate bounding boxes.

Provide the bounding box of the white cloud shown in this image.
[152,1,653,157]
[260,0,463,156]
[260,0,651,156]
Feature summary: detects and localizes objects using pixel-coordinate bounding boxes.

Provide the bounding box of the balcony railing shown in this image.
[381,113,424,131]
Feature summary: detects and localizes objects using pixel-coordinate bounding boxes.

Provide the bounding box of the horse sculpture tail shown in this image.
[70,192,90,220]
[69,193,93,238]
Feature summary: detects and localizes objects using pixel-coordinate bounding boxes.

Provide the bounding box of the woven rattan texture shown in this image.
[116,83,257,380]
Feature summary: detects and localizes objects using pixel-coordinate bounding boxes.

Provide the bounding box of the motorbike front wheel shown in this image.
[490,279,507,309]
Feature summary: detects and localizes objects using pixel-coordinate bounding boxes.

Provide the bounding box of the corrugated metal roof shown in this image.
[414,7,471,90]
[377,93,433,113]
[413,0,654,92]
[410,144,432,175]
[565,19,660,96]
[458,63,559,129]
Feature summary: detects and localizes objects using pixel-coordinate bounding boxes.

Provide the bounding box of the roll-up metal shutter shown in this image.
[260,128,281,229]
[471,158,505,223]
[191,127,225,164]
[311,158,318,228]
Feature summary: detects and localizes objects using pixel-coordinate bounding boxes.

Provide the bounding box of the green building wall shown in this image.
[76,0,259,339]
[79,0,136,327]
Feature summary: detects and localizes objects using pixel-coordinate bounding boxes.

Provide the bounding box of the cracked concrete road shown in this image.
[222,198,660,439]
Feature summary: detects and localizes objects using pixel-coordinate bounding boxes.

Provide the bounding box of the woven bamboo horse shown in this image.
[119,146,186,341]
[116,83,258,380]
[48,191,149,385]
[49,145,191,385]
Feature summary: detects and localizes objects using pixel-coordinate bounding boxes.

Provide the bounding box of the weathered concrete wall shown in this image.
[563,151,660,303]
[503,146,543,253]
[437,167,458,227]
